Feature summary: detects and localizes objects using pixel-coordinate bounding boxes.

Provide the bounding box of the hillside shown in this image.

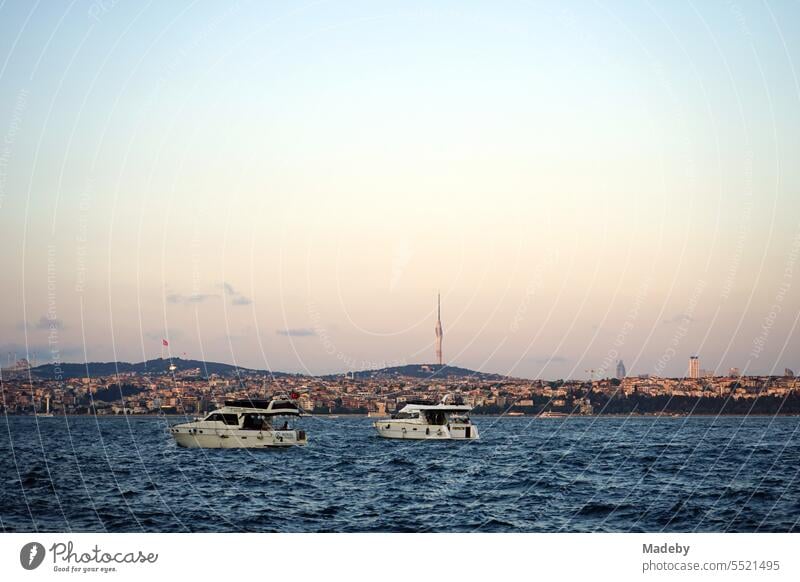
[321,363,509,381]
[30,358,296,380]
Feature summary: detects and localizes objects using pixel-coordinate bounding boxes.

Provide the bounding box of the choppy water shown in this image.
[1,415,799,532]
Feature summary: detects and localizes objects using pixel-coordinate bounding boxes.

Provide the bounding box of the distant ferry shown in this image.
[538,411,568,418]
[38,396,54,418]
[374,396,479,440]
[169,398,307,448]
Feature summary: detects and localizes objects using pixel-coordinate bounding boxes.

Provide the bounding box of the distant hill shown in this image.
[31,358,296,380]
[30,359,507,382]
[321,364,509,381]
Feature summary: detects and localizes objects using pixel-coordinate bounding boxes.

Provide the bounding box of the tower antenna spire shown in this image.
[435,292,443,366]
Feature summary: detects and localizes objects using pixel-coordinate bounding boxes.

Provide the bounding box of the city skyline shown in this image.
[1,341,793,383]
[1,2,799,380]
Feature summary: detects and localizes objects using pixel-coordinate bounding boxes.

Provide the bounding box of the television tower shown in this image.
[435,293,443,366]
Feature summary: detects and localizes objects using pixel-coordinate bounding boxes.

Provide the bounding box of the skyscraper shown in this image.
[689,356,700,379]
[616,360,626,379]
[435,293,443,366]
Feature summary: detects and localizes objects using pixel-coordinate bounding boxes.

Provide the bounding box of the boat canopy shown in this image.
[223,399,302,415]
[399,403,472,413]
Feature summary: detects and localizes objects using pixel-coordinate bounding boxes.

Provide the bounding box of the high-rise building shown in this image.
[616,360,626,379]
[729,367,740,377]
[434,293,443,366]
[688,356,700,379]
[786,368,795,378]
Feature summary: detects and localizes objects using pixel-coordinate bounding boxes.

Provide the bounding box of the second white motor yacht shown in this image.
[373,397,479,440]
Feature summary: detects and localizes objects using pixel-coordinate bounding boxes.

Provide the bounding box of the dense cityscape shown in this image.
[1,355,798,417]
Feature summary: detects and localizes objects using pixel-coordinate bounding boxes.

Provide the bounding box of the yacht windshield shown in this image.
[205,413,239,425]
[392,411,419,419]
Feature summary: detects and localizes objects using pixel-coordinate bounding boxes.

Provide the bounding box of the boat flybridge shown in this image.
[169,398,307,449]
[373,396,479,440]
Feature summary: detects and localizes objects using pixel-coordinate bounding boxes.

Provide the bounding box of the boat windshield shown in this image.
[391,411,419,419]
[205,413,239,425]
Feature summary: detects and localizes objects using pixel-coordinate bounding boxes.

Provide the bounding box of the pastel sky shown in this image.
[1,1,799,379]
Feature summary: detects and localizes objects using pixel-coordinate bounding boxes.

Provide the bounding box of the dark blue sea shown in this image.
[1,415,799,532]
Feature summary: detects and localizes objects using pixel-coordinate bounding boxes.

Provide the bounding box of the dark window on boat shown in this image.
[242,414,266,430]
[271,402,299,411]
[424,411,447,425]
[206,414,223,423]
[222,414,239,426]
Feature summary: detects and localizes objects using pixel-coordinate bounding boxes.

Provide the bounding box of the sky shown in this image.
[1,0,799,379]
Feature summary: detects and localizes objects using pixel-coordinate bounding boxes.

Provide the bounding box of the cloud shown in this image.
[0,342,85,362]
[18,316,65,331]
[276,328,316,337]
[166,293,217,305]
[663,313,695,325]
[220,282,252,306]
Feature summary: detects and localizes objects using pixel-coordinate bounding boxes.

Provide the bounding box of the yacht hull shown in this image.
[170,427,307,448]
[373,421,479,440]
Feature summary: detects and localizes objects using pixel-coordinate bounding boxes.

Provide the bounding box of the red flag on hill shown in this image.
[162,339,169,347]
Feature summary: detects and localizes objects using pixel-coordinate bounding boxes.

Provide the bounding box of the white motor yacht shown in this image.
[169,398,307,448]
[373,397,479,440]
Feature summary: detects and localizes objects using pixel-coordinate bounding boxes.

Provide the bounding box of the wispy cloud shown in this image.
[18,316,65,331]
[166,292,217,305]
[220,282,252,306]
[276,328,316,337]
[663,313,695,325]
[0,342,84,362]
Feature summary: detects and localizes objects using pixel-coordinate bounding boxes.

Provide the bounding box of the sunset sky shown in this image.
[1,0,799,378]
